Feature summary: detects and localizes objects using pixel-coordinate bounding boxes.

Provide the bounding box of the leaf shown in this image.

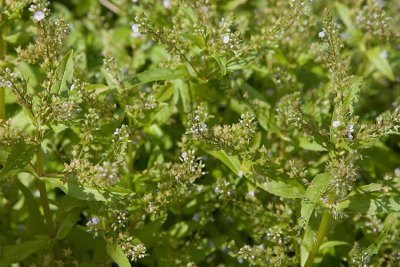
[176,79,191,113]
[56,205,83,240]
[319,240,350,251]
[299,138,328,152]
[0,141,37,179]
[337,193,400,214]
[134,215,167,247]
[211,55,227,76]
[300,227,315,267]
[253,164,306,198]
[207,150,241,174]
[101,67,120,91]
[208,151,305,198]
[50,50,74,95]
[342,76,362,115]
[134,67,187,85]
[0,238,50,266]
[106,243,131,267]
[300,173,332,229]
[16,180,47,235]
[366,47,394,81]
[364,213,398,258]
[335,2,352,28]
[42,177,108,201]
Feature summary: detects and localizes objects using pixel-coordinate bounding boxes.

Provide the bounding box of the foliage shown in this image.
[1,0,400,266]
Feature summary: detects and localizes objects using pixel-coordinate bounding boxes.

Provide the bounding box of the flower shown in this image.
[395,168,400,177]
[33,10,45,22]
[380,50,388,59]
[181,151,188,161]
[87,217,100,226]
[332,120,340,128]
[131,24,141,38]
[238,171,243,178]
[318,31,326,38]
[222,34,230,44]
[163,0,171,9]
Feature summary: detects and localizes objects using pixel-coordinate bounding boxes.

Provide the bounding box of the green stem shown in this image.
[305,209,331,267]
[0,22,7,120]
[127,117,134,189]
[35,130,55,236]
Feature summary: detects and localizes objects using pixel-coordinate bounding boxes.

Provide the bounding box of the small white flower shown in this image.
[347,124,354,133]
[380,50,388,59]
[318,31,326,38]
[222,34,230,44]
[348,134,354,141]
[332,120,340,128]
[181,151,188,161]
[238,171,243,178]
[192,213,200,221]
[395,168,400,177]
[163,0,171,9]
[33,10,45,22]
[70,83,75,91]
[247,191,255,197]
[131,24,141,38]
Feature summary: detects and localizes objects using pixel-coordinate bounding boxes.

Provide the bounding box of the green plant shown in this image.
[0,0,400,266]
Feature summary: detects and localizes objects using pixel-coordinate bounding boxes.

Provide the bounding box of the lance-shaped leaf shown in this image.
[50,50,74,96]
[106,243,131,267]
[208,150,305,198]
[0,141,37,179]
[366,47,394,81]
[300,173,332,229]
[336,192,400,215]
[0,238,50,266]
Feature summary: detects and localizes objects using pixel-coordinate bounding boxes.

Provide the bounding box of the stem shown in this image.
[35,130,55,236]
[0,22,7,120]
[305,209,331,267]
[127,117,134,190]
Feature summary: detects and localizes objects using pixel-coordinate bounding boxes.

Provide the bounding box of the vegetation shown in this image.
[0,0,400,266]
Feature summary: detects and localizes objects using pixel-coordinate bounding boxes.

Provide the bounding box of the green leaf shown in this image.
[300,173,332,229]
[364,213,398,258]
[134,215,167,247]
[207,150,241,174]
[134,67,188,85]
[176,79,191,113]
[342,76,362,115]
[106,243,131,267]
[299,138,328,152]
[300,227,315,267]
[337,193,400,214]
[42,177,108,201]
[208,151,305,198]
[252,165,306,198]
[335,2,352,28]
[211,55,227,76]
[16,180,47,235]
[101,67,120,91]
[0,238,50,266]
[56,205,83,240]
[0,141,37,179]
[51,50,74,95]
[319,241,350,251]
[366,47,394,81]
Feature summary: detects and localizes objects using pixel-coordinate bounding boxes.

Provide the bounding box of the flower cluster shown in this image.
[170,150,205,183]
[188,106,257,155]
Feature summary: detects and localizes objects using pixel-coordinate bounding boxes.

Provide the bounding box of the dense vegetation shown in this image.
[1,0,400,266]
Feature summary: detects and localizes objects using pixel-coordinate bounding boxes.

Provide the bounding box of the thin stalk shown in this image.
[304,209,331,267]
[127,117,134,189]
[0,22,7,119]
[35,130,55,236]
